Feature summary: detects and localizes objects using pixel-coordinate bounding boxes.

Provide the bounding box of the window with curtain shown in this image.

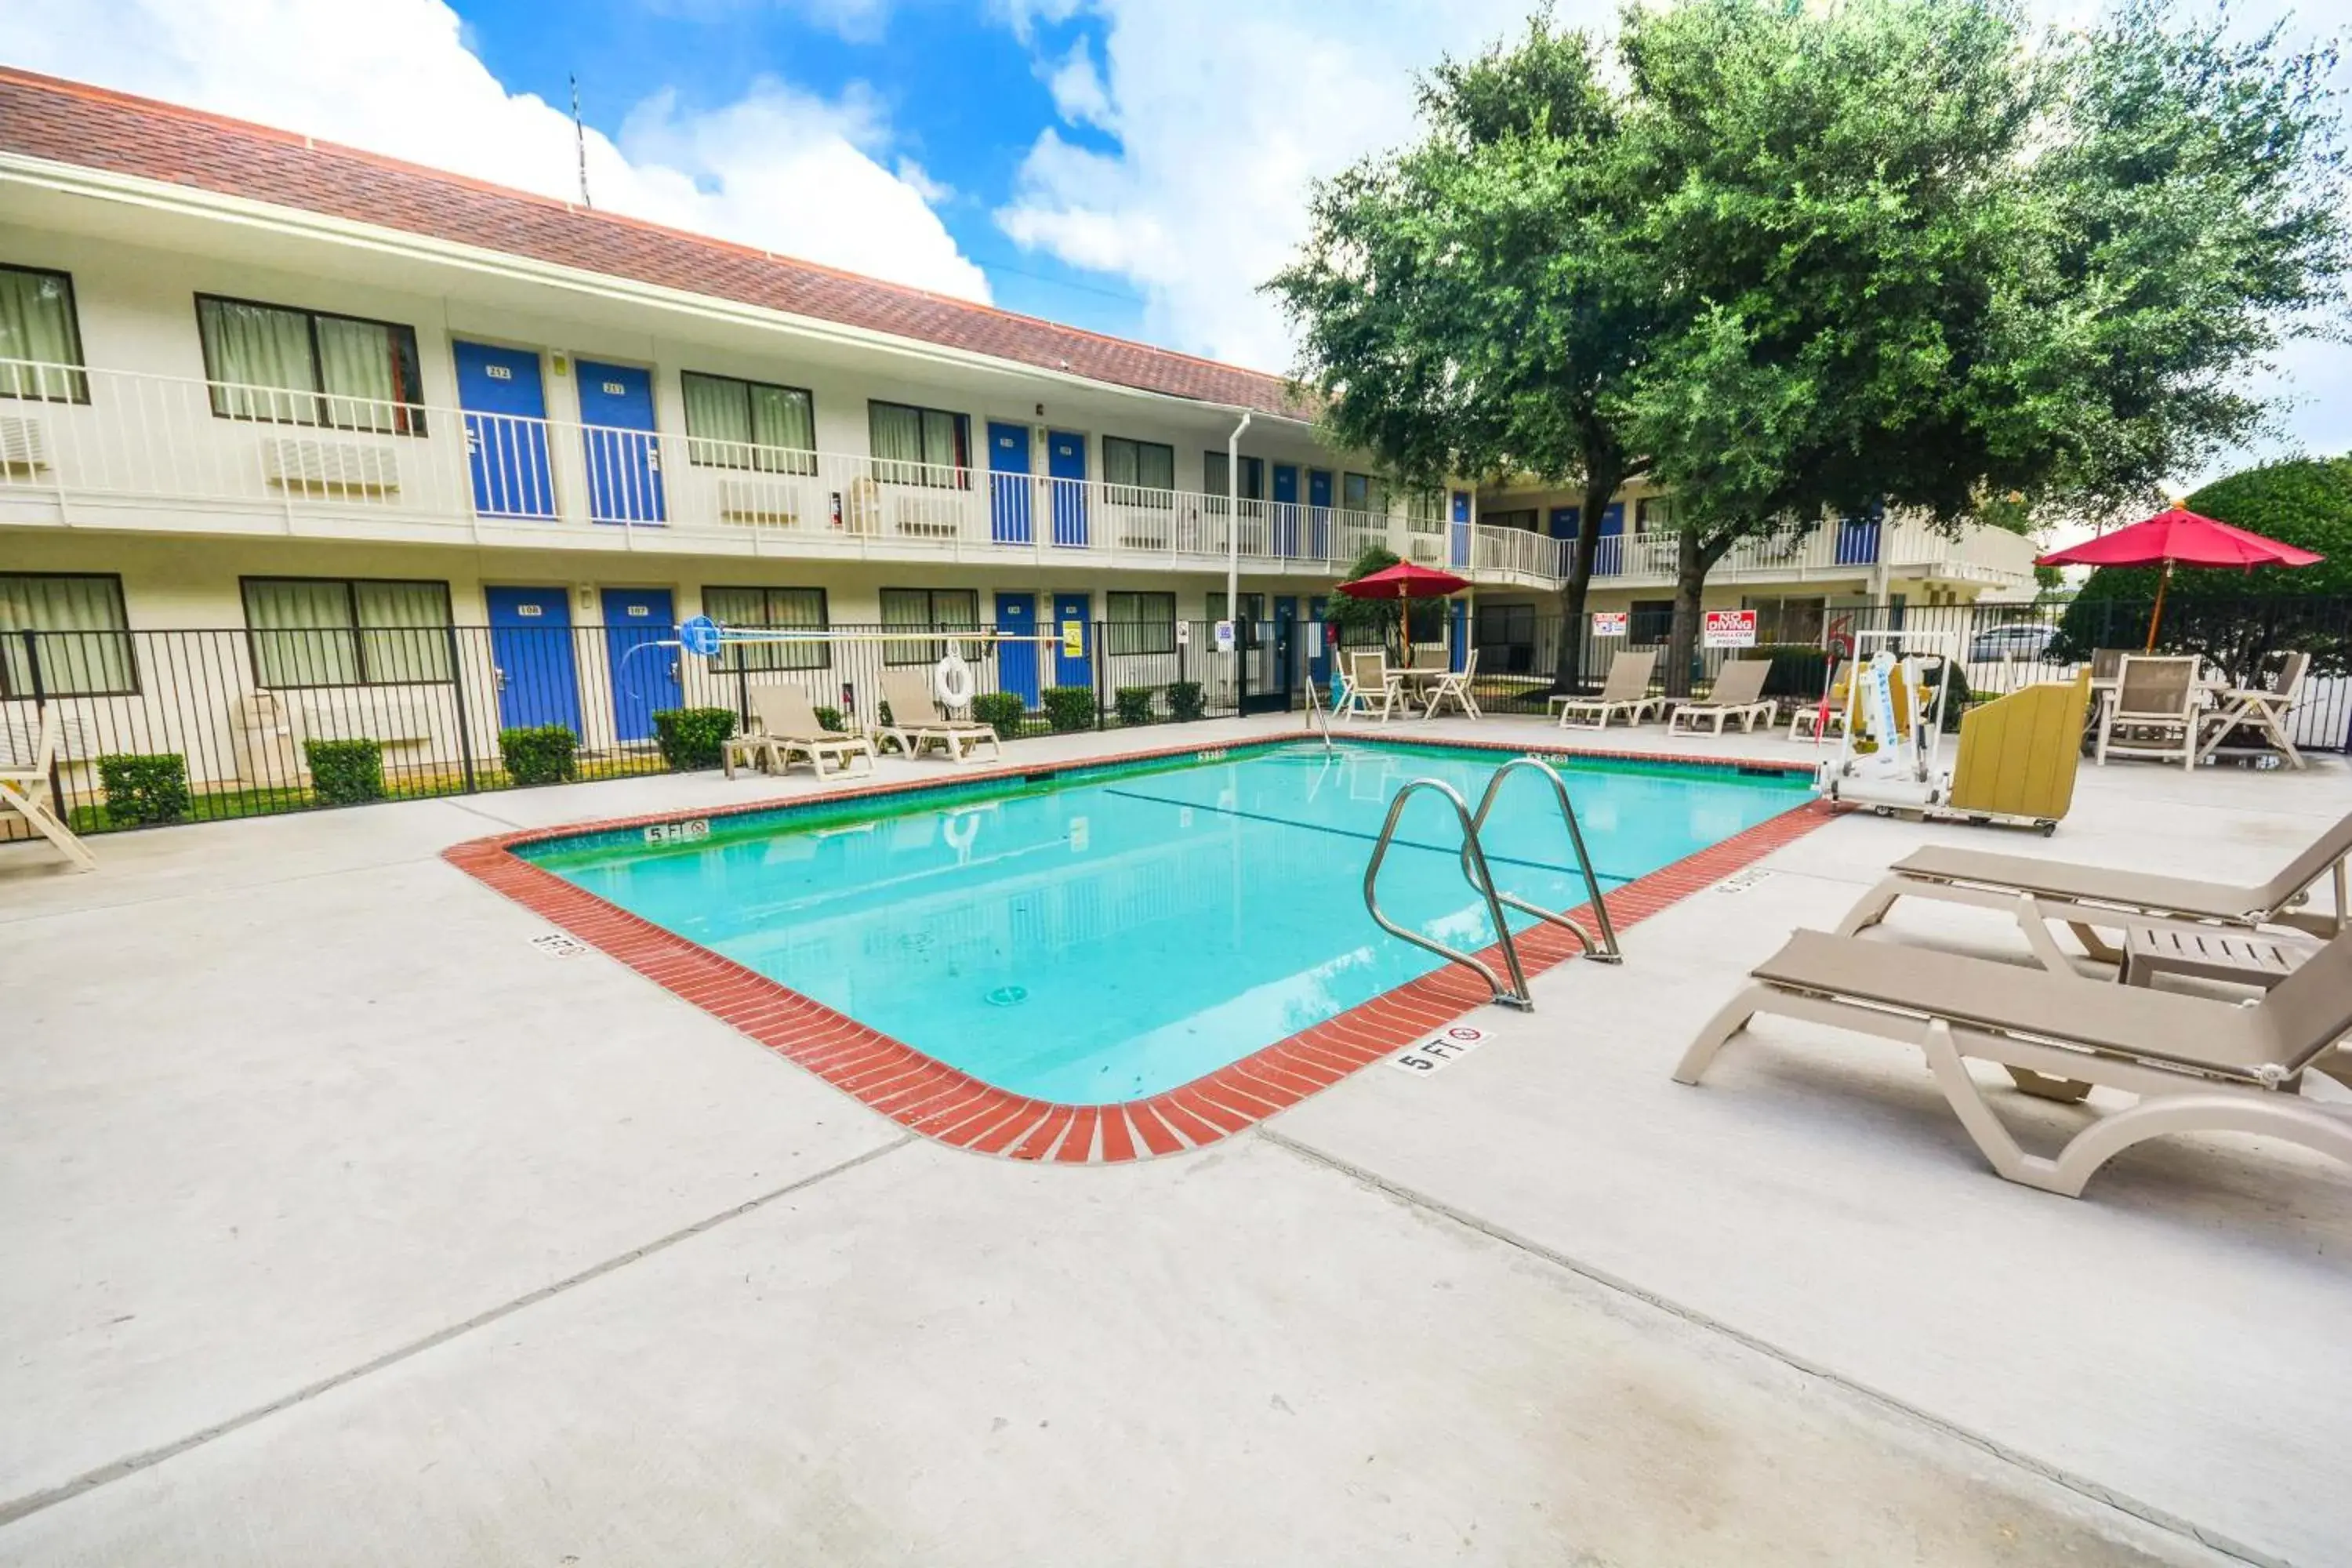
[1406,488,1446,532]
[1341,472,1384,514]
[1201,452,1266,504]
[0,266,88,403]
[682,372,816,474]
[1102,437,1175,499]
[1634,496,1673,533]
[702,586,829,671]
[0,574,133,697]
[1484,509,1540,533]
[241,577,452,688]
[868,400,969,488]
[1104,591,1175,655]
[197,296,426,435]
[880,587,978,665]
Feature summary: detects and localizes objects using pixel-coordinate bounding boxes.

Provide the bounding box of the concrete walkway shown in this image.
[3,713,2343,1566]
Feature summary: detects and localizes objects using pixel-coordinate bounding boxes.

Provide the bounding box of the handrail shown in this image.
[1301,659,1336,752]
[1362,779,1535,1011]
[1465,757,1621,964]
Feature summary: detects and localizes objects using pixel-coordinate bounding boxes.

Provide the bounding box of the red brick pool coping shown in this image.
[444,731,1834,1163]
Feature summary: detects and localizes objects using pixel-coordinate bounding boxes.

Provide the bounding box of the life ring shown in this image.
[933,652,975,709]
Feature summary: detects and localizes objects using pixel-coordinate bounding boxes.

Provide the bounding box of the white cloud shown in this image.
[0,0,989,301]
[1041,36,1112,129]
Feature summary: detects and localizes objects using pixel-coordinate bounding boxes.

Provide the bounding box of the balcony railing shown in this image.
[1582,518,2034,587]
[0,359,1471,580]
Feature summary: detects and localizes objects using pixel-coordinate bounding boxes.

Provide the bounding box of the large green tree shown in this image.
[1266,15,1666,689]
[1273,0,2347,695]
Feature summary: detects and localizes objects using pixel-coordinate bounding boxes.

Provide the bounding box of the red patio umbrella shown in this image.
[1335,561,1472,663]
[2037,507,2324,651]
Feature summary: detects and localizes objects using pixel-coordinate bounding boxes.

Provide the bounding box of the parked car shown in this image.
[1967,623,2059,662]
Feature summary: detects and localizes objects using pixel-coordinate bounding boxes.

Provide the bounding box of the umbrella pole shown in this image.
[2144,558,2172,652]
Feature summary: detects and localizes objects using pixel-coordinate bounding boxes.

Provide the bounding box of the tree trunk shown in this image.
[1551,469,1622,694]
[1664,527,1736,698]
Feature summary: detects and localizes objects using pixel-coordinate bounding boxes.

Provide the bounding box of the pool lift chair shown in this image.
[1362,757,1620,1011]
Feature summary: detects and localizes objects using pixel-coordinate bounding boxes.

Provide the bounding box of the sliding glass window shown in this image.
[682,372,816,474]
[197,296,426,435]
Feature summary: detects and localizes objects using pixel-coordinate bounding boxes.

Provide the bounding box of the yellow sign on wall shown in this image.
[1062,619,1084,658]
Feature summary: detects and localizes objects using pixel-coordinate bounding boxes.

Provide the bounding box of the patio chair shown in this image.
[1671,924,2352,1198]
[2093,654,2199,770]
[2199,650,2309,769]
[1552,648,1662,730]
[1838,807,2352,973]
[2089,648,2128,683]
[1667,658,1777,735]
[1337,652,1406,723]
[875,668,1003,765]
[0,704,96,871]
[1421,650,1482,720]
[753,685,875,779]
[1788,678,1849,740]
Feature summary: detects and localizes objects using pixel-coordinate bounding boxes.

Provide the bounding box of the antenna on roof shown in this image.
[570,74,592,209]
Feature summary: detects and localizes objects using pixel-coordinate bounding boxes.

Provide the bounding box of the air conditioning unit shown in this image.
[261,436,401,494]
[0,413,49,474]
[717,478,800,528]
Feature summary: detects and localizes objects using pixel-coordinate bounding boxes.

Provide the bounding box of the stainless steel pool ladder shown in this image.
[1302,666,1336,752]
[1361,758,1621,1011]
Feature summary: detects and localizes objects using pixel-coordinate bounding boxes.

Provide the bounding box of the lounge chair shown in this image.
[1788,678,1848,740]
[2199,649,2309,769]
[1338,652,1406,723]
[1667,658,1776,735]
[875,668,1003,765]
[1552,648,1662,729]
[752,685,875,778]
[1671,925,2352,1197]
[1,704,96,871]
[2094,654,2199,770]
[1839,808,2352,972]
[1421,649,1482,720]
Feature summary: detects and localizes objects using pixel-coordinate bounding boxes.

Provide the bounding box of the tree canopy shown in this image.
[1269,0,2348,690]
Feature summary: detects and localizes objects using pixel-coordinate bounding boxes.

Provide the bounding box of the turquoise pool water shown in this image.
[524,742,1806,1103]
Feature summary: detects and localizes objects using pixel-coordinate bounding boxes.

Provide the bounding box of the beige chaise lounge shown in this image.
[753,685,875,778]
[1666,658,1776,735]
[876,668,1004,765]
[1552,648,1662,730]
[1840,810,2352,972]
[1672,926,2352,1196]
[1,705,96,872]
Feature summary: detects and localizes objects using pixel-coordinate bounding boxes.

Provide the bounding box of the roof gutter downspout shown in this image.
[1225,410,1253,626]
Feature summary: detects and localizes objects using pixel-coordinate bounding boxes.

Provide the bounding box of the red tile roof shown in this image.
[0,67,1316,420]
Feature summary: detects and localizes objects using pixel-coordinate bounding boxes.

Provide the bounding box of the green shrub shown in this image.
[815,705,846,734]
[1041,684,1097,733]
[1922,660,1976,719]
[971,690,1025,736]
[1166,680,1207,722]
[1750,644,1829,700]
[304,739,384,805]
[651,706,737,771]
[498,724,578,787]
[1113,686,1156,726]
[96,753,190,828]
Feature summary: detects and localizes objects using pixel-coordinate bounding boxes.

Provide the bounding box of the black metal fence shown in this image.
[5,593,2342,838]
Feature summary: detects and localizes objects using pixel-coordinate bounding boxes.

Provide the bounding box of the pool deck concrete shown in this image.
[3,713,2344,1566]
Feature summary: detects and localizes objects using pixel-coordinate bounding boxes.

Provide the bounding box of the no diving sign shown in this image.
[1392,1025,1487,1075]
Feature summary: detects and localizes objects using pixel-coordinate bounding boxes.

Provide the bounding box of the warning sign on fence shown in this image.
[1592,611,1628,638]
[1702,609,1758,649]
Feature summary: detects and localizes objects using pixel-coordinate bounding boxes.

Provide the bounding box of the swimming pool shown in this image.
[519,741,1809,1106]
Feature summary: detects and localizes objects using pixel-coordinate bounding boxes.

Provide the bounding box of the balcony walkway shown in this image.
[4,715,2339,1565]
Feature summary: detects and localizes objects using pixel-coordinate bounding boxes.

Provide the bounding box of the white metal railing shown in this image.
[0,358,1468,579]
[1577,517,2034,588]
[1470,523,1564,581]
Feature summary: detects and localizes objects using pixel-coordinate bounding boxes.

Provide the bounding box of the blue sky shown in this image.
[2,0,2345,492]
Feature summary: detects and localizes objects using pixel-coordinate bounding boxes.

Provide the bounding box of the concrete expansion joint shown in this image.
[1254,1128,2278,1568]
[0,1134,916,1534]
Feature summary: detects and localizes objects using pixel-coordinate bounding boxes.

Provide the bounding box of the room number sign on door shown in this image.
[1392,1025,1486,1074]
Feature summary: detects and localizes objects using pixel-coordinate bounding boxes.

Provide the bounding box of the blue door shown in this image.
[1596,503,1624,576]
[1450,600,1469,672]
[1450,490,1472,568]
[996,592,1039,706]
[1307,469,1334,558]
[485,586,580,735]
[601,587,679,743]
[1272,596,1299,700]
[1836,503,1883,565]
[1272,464,1300,557]
[988,422,1033,544]
[454,343,554,520]
[1047,430,1087,546]
[577,361,665,524]
[1052,591,1092,692]
[1309,595,1332,684]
